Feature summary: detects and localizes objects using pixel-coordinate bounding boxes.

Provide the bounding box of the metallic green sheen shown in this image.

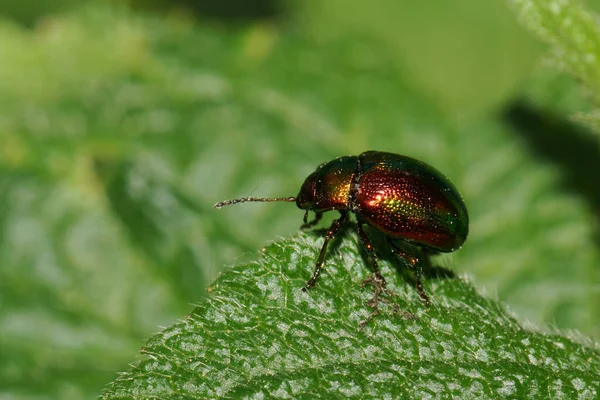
[355,151,468,252]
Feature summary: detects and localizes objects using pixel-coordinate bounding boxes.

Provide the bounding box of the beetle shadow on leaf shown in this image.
[357,226,457,287]
[504,100,600,247]
[418,250,458,280]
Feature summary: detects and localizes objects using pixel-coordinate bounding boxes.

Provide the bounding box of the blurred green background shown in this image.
[2,0,600,398]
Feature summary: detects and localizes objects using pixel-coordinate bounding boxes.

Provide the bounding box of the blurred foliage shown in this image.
[0,0,82,26]
[297,0,543,119]
[124,0,282,21]
[510,0,600,134]
[0,0,599,398]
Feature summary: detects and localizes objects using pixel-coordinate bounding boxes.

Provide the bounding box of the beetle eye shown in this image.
[296,172,317,210]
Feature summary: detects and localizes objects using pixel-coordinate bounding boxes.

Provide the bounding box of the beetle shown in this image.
[214,150,469,304]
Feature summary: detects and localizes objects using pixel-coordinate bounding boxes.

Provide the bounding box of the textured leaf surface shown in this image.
[102,233,600,399]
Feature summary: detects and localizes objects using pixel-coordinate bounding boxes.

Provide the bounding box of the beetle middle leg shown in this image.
[302,212,348,291]
[386,239,431,306]
[356,221,397,326]
[356,221,386,285]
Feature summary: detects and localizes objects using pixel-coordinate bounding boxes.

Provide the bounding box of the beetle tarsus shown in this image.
[415,280,431,306]
[359,308,379,328]
[360,274,412,327]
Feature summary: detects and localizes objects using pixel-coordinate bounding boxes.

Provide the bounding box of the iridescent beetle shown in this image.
[215,151,469,304]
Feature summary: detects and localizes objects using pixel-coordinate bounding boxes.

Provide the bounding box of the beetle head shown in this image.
[296,172,317,210]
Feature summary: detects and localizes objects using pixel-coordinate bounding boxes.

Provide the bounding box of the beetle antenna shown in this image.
[214,196,297,209]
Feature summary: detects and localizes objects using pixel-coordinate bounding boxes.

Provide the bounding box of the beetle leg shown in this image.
[356,221,386,286]
[386,239,431,306]
[302,212,348,291]
[301,211,323,230]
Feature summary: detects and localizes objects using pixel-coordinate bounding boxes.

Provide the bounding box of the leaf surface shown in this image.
[102,232,600,399]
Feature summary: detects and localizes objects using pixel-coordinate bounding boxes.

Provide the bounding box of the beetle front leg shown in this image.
[302,212,347,291]
[386,239,431,306]
[301,211,323,230]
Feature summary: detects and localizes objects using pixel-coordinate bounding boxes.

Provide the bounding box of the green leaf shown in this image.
[508,0,600,133]
[509,0,600,92]
[102,232,600,399]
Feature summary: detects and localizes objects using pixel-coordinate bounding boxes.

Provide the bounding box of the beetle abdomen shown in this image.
[355,152,468,252]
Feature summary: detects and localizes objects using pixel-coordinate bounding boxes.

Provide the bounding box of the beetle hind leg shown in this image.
[386,239,431,306]
[302,212,347,291]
